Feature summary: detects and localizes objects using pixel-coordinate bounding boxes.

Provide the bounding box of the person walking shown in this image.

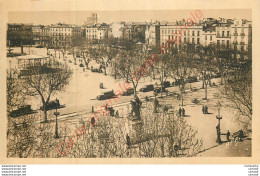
[202,105,205,114]
[205,106,208,114]
[182,108,185,116]
[126,134,131,146]
[91,117,95,126]
[226,130,231,142]
[179,108,182,116]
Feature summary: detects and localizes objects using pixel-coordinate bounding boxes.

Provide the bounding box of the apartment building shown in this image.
[160,24,203,46]
[231,19,252,52]
[145,23,160,47]
[85,23,108,40]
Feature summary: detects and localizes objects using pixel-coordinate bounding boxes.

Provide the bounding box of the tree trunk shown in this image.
[21,40,23,54]
[205,83,208,100]
[161,71,164,97]
[44,108,48,123]
[181,90,184,106]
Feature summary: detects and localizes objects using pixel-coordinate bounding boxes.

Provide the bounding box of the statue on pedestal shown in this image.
[130,95,142,120]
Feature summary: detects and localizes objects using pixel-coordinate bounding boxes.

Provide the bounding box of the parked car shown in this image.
[123,88,134,96]
[139,84,154,92]
[40,100,60,111]
[172,79,182,86]
[9,105,33,117]
[186,76,198,83]
[97,90,115,100]
[192,98,200,104]
[161,81,171,88]
[79,63,84,67]
[154,86,166,94]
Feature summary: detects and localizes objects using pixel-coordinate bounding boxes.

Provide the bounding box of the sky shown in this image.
[8,9,252,25]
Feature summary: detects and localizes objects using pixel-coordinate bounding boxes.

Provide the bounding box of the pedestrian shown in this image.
[179,108,182,116]
[226,130,231,142]
[202,105,205,114]
[111,107,114,117]
[182,108,185,116]
[205,106,208,114]
[116,110,119,117]
[239,129,244,141]
[91,117,95,126]
[92,106,94,113]
[126,134,130,146]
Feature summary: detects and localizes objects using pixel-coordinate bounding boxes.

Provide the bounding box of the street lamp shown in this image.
[54,98,60,139]
[9,60,12,78]
[216,101,222,143]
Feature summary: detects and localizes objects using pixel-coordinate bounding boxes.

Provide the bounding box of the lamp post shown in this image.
[9,60,12,78]
[216,101,222,143]
[54,98,60,139]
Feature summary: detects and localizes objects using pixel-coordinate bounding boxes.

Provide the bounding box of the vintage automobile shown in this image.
[9,105,33,117]
[172,79,182,86]
[97,90,115,100]
[40,100,60,111]
[154,86,166,94]
[79,63,84,67]
[161,81,171,88]
[123,88,135,96]
[192,98,200,104]
[186,76,198,83]
[139,84,154,92]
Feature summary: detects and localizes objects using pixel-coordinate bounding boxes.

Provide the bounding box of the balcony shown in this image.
[240,42,245,45]
[234,33,238,36]
[241,33,245,36]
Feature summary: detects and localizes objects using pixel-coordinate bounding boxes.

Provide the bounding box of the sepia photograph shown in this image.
[4,8,254,159]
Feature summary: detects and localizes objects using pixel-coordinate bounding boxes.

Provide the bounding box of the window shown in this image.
[205,35,207,40]
[222,31,224,37]
[192,38,195,44]
[197,38,200,44]
[184,37,186,43]
[222,40,225,46]
[217,40,220,46]
[234,36,237,42]
[241,45,244,51]
[227,40,229,47]
[210,35,212,41]
[241,36,244,42]
[184,31,186,36]
[192,31,195,36]
[227,31,230,37]
[162,30,164,34]
[197,31,200,36]
[188,30,190,36]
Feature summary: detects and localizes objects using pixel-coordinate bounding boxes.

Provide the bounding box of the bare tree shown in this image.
[220,61,252,129]
[172,44,194,106]
[20,63,72,123]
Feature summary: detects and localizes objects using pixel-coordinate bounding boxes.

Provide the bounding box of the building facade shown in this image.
[160,24,203,46]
